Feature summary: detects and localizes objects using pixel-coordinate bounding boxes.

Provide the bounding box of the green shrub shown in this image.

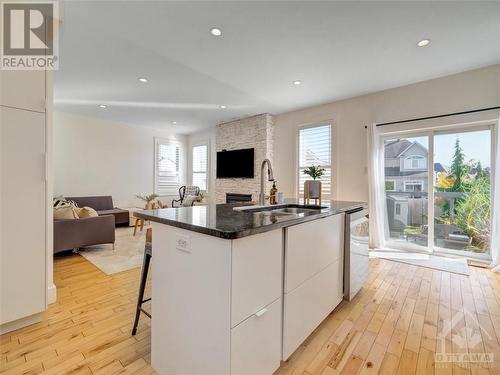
[455,177,491,251]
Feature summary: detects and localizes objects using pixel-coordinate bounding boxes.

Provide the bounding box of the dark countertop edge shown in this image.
[134,202,366,240]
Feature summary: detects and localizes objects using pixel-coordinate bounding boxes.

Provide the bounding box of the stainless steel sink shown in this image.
[244,204,325,216]
[270,207,321,214]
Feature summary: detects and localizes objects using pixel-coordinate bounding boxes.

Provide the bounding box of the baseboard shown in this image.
[47,283,57,304]
[0,313,43,335]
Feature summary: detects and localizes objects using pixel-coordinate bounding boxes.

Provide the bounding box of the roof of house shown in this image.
[384,139,413,158]
[434,162,447,173]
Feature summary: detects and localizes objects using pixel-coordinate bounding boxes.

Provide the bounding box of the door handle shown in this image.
[254,307,268,317]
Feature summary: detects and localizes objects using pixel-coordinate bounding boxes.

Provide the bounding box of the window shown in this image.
[404,155,426,170]
[155,139,181,196]
[395,203,401,215]
[298,124,332,197]
[192,144,208,191]
[404,180,423,192]
[385,180,395,191]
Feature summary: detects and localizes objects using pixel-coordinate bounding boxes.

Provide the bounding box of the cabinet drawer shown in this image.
[231,298,282,375]
[283,260,343,359]
[231,230,282,327]
[285,214,344,293]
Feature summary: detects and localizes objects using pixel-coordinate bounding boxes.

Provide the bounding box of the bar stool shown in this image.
[131,228,152,335]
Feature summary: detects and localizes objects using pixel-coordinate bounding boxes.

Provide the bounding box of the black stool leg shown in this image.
[132,252,151,335]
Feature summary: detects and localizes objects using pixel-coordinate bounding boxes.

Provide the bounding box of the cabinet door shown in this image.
[0,70,46,112]
[283,260,343,360]
[231,229,282,327]
[285,214,344,293]
[0,107,46,324]
[231,298,282,375]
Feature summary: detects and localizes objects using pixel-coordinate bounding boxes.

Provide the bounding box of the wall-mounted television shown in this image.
[216,148,254,178]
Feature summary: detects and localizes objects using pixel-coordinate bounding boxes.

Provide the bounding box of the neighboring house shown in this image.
[384,139,436,231]
[384,139,429,193]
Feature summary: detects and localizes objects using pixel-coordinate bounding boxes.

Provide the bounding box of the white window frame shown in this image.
[395,203,401,216]
[191,142,209,192]
[296,122,336,199]
[379,116,497,261]
[404,180,424,192]
[154,137,183,196]
[403,155,426,170]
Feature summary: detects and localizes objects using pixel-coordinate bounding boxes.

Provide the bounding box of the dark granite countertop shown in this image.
[134,199,367,239]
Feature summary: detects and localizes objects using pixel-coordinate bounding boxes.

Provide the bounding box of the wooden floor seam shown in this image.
[1,254,499,374]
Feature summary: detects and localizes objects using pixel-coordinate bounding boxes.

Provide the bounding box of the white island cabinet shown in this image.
[283,214,345,359]
[151,223,283,375]
[146,205,350,375]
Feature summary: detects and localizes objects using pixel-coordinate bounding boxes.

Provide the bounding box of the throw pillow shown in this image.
[53,195,71,208]
[54,206,78,220]
[182,195,197,207]
[78,206,99,218]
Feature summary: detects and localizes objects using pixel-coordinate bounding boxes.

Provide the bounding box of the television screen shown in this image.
[216,148,254,178]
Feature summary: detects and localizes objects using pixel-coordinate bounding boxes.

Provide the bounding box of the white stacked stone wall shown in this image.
[215,113,274,203]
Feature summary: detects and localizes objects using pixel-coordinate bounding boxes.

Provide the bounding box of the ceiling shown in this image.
[54,1,500,134]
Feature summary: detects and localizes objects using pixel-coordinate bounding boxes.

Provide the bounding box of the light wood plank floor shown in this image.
[1,254,499,375]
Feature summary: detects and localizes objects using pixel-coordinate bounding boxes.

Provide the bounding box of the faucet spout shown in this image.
[259,159,274,205]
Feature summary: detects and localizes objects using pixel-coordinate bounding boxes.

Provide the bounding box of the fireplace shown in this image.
[226,193,252,203]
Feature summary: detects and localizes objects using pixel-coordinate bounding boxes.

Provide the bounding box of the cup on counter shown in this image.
[277,192,285,204]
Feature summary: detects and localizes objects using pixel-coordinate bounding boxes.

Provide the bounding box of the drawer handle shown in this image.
[254,308,268,317]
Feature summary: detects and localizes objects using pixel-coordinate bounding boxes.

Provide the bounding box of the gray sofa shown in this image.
[67,196,129,226]
[54,214,115,254]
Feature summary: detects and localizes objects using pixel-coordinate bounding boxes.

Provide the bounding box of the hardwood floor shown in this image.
[1,254,499,374]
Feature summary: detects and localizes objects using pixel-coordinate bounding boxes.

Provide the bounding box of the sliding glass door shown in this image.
[383,126,494,260]
[433,128,492,258]
[384,135,430,251]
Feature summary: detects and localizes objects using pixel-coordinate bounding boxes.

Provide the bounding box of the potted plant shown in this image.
[303,165,325,199]
[136,193,159,209]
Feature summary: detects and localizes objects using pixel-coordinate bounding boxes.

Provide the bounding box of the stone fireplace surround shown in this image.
[215,113,274,204]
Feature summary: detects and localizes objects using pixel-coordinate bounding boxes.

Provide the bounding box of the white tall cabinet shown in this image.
[0,69,52,333]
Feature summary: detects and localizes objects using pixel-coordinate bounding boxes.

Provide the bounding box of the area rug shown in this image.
[369,250,470,275]
[76,226,149,275]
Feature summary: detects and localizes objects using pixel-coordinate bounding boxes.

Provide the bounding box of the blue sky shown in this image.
[411,129,491,169]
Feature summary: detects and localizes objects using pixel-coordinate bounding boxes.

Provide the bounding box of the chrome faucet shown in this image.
[259,159,274,205]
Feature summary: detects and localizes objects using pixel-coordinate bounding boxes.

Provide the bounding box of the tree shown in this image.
[449,138,468,192]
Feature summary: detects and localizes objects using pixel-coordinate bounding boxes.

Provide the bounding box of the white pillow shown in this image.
[77,206,99,218]
[54,206,78,220]
[182,195,197,207]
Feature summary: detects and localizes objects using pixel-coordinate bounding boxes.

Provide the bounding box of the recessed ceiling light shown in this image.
[98,104,107,108]
[138,77,148,83]
[293,80,302,85]
[417,39,430,47]
[210,27,222,37]
[219,105,227,109]
[172,121,177,125]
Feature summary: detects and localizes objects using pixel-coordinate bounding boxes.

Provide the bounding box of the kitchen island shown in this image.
[135,200,366,375]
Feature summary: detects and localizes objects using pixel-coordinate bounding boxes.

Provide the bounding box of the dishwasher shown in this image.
[343,207,369,301]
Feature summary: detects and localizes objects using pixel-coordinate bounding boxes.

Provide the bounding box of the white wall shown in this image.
[274,63,500,202]
[54,112,187,208]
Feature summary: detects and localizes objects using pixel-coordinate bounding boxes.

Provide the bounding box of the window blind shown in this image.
[298,124,332,197]
[192,144,208,191]
[156,141,180,196]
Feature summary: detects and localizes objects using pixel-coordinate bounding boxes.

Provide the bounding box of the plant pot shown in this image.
[305,180,321,199]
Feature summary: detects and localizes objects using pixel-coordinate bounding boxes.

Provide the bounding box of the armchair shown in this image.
[171,186,200,207]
